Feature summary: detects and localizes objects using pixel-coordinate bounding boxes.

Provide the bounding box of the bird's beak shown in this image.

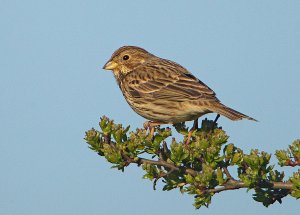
[102,60,118,70]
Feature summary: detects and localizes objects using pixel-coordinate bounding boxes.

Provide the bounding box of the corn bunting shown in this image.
[103,46,256,139]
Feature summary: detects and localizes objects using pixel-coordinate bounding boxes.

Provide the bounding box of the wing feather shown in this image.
[122,60,218,102]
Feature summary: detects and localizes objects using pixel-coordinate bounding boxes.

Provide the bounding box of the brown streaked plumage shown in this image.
[102,46,256,127]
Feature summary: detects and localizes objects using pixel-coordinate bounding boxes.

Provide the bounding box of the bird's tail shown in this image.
[212,103,257,121]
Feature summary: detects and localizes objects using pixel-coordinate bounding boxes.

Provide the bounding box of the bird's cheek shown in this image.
[120,65,132,75]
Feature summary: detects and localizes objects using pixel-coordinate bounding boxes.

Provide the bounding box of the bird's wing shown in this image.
[123,61,218,102]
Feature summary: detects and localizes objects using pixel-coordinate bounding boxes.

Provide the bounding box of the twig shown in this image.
[162,141,170,157]
[136,157,198,176]
[103,134,111,144]
[223,167,234,180]
[153,169,175,190]
[285,159,300,167]
[118,147,198,176]
[206,180,293,194]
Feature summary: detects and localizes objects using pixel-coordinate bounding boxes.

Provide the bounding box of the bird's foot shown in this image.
[143,121,163,138]
[185,131,192,145]
[184,119,198,145]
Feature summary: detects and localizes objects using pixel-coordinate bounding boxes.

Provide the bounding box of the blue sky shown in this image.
[1,0,299,214]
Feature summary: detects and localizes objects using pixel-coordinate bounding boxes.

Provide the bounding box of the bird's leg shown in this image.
[185,118,198,145]
[192,118,199,130]
[143,121,163,138]
[212,114,220,129]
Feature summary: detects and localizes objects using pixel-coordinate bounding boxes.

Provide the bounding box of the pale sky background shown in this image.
[1,0,299,214]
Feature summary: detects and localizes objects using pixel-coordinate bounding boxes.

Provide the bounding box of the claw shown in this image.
[143,121,164,138]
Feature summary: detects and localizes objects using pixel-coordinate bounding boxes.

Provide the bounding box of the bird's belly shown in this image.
[126,98,210,123]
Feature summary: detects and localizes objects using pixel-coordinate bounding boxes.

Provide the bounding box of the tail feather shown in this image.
[212,103,257,122]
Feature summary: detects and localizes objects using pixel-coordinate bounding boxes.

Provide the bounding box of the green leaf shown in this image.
[85,116,299,209]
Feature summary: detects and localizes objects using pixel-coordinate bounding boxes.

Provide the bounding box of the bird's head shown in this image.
[102,46,154,75]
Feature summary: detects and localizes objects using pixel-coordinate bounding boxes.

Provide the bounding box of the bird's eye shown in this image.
[123,55,129,60]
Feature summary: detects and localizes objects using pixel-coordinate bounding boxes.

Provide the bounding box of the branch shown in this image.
[223,166,233,180]
[136,157,198,176]
[121,149,294,196]
[207,180,292,194]
[123,152,293,194]
[120,147,198,176]
[85,116,300,209]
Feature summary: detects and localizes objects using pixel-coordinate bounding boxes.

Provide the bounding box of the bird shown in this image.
[102,46,256,142]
